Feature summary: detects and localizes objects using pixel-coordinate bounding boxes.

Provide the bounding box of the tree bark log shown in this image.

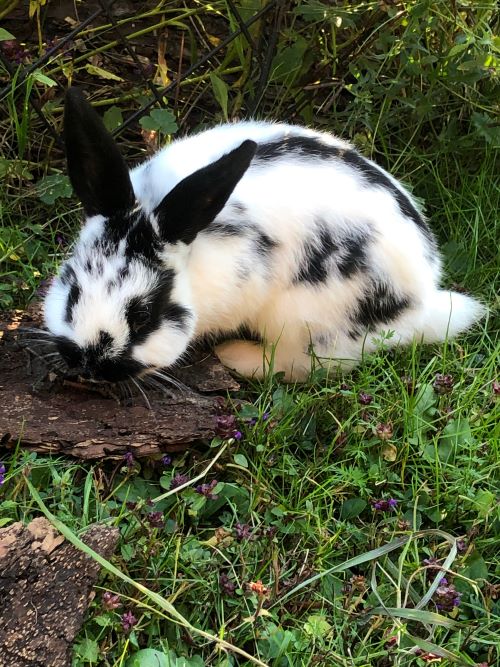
[0,518,119,667]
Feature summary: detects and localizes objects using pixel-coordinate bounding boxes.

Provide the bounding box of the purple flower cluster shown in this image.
[170,472,189,489]
[0,462,5,486]
[123,452,134,468]
[219,572,236,596]
[358,392,373,405]
[146,511,165,528]
[196,479,219,500]
[102,592,121,610]
[433,373,454,394]
[215,414,242,440]
[433,577,461,612]
[234,522,256,541]
[2,40,30,64]
[121,610,138,632]
[371,498,398,511]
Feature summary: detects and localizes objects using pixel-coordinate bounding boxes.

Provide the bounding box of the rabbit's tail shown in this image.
[418,290,486,342]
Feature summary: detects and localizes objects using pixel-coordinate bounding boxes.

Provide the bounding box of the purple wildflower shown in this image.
[371,498,398,511]
[492,380,500,396]
[0,462,5,486]
[121,610,137,632]
[123,452,134,468]
[375,422,393,440]
[215,414,238,437]
[170,472,189,489]
[146,511,165,528]
[161,454,172,466]
[102,592,121,610]
[358,392,373,405]
[433,373,454,394]
[55,234,67,246]
[433,579,461,612]
[219,572,236,596]
[234,522,256,541]
[195,479,219,500]
[215,414,242,440]
[456,539,467,553]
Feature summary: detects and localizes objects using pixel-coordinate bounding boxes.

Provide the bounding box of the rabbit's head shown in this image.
[44,89,256,382]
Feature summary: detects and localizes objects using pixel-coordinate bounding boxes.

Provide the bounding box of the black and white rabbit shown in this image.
[44,88,484,382]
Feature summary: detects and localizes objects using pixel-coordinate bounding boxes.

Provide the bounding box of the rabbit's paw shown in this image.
[214,340,268,379]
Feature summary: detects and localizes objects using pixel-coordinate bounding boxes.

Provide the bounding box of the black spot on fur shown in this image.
[349,281,410,338]
[65,283,81,323]
[60,263,76,286]
[337,231,368,278]
[125,212,162,263]
[256,136,342,161]
[84,259,92,273]
[232,202,247,214]
[163,303,191,329]
[125,269,190,345]
[206,222,243,237]
[118,266,129,283]
[295,226,338,285]
[254,232,278,257]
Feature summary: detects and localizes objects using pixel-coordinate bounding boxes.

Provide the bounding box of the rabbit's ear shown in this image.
[155,140,257,244]
[64,88,135,217]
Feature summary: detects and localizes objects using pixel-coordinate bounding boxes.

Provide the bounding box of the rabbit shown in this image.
[43,88,485,383]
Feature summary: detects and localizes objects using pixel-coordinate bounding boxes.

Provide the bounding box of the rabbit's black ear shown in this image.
[154,140,257,244]
[64,88,135,217]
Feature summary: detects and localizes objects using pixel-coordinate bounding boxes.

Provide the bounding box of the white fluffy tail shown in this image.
[418,290,486,342]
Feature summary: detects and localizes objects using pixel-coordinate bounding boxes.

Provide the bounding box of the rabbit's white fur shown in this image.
[44,93,485,382]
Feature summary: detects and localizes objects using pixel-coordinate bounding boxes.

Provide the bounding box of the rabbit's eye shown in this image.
[132,309,150,332]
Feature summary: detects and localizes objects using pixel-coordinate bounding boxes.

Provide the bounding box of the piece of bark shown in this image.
[0,305,239,460]
[0,518,119,667]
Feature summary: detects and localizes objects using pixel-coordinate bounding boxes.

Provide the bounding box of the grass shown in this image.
[0,1,499,665]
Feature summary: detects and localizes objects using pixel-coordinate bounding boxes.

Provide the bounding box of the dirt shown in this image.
[0,303,239,460]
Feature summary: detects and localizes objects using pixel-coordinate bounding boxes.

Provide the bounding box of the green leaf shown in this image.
[139,108,178,135]
[233,454,248,468]
[462,551,489,580]
[304,614,332,638]
[340,497,367,520]
[36,174,73,204]
[125,649,169,667]
[426,418,473,462]
[85,63,123,81]
[74,638,99,662]
[0,28,15,41]
[471,111,500,146]
[209,72,229,121]
[32,70,57,87]
[103,105,124,132]
[472,489,496,518]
